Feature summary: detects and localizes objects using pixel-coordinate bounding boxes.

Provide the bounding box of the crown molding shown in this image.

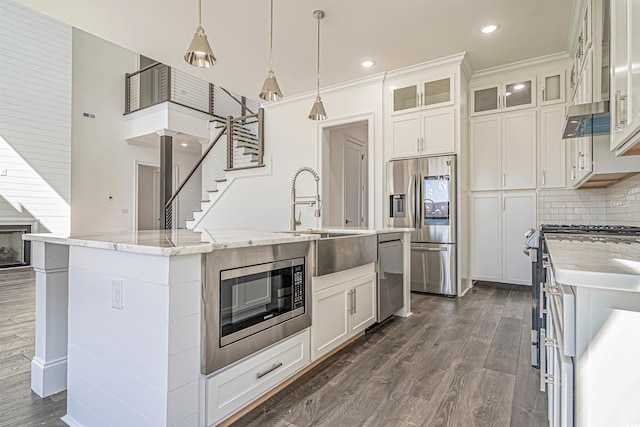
[263,72,386,108]
[471,52,572,81]
[385,52,470,80]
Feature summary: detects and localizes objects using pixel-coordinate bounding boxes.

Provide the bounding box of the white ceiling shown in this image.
[16,0,576,98]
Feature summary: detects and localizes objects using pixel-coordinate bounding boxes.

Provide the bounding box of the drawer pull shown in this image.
[256,362,283,379]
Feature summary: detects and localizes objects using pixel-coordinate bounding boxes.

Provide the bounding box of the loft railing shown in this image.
[125,62,214,115]
[163,108,264,230]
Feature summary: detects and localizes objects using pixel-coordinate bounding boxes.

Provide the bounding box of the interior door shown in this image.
[344,139,364,227]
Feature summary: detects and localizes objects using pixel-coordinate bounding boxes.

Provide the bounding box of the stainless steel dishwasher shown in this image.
[377,233,404,322]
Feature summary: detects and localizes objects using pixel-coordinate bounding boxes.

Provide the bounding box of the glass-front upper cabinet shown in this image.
[471,77,536,116]
[391,75,453,115]
[539,69,566,106]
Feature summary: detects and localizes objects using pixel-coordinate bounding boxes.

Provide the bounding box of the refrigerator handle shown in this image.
[416,173,422,229]
[408,173,415,229]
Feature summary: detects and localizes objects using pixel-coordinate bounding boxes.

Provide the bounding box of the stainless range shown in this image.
[202,241,313,374]
[524,224,640,369]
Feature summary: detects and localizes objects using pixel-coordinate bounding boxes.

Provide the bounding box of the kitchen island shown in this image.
[24,227,411,427]
[545,234,640,427]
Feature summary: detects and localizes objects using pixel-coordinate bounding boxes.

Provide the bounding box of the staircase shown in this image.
[164,109,265,231]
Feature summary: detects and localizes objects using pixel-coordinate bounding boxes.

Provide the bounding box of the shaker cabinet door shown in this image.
[390,115,421,158]
[470,116,502,191]
[421,107,455,155]
[540,107,566,189]
[502,110,536,190]
[311,282,349,361]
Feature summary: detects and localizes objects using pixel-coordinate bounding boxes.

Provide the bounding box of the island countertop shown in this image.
[23,227,412,257]
[546,234,640,292]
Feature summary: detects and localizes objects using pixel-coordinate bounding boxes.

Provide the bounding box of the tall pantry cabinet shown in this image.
[384,53,473,296]
[469,60,570,286]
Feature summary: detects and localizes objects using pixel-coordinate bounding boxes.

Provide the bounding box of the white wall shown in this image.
[204,77,384,231]
[0,0,71,233]
[71,29,161,234]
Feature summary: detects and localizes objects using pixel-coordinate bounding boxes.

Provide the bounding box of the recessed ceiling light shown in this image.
[181,143,188,147]
[361,60,375,68]
[505,92,512,96]
[513,83,525,90]
[480,24,499,34]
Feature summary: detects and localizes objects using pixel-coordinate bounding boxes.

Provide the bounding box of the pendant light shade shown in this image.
[309,10,327,121]
[185,0,216,68]
[259,0,283,101]
[308,96,327,121]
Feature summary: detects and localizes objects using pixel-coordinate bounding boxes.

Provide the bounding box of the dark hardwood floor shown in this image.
[234,282,547,427]
[0,268,66,427]
[0,270,546,427]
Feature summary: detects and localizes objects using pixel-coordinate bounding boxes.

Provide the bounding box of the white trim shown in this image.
[386,52,469,80]
[31,356,67,398]
[472,52,572,80]
[264,73,386,107]
[317,112,375,229]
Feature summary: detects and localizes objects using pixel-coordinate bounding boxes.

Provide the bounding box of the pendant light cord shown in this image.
[316,14,320,97]
[198,0,202,28]
[269,0,275,71]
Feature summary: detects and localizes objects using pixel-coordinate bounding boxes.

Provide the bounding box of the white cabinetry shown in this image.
[610,0,640,155]
[471,76,536,116]
[205,329,310,426]
[390,107,455,158]
[471,193,501,281]
[390,75,453,115]
[539,68,567,106]
[470,110,536,191]
[311,264,376,362]
[540,107,566,188]
[471,191,536,285]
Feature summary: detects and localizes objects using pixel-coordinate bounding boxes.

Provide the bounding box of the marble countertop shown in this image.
[24,227,411,257]
[546,234,640,292]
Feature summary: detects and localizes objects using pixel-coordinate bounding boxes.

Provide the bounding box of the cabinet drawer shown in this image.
[206,328,310,426]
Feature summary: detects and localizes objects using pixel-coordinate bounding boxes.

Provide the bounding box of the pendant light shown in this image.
[259,0,283,101]
[309,10,327,121]
[184,0,216,68]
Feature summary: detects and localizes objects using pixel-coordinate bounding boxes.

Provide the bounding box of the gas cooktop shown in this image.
[541,224,640,235]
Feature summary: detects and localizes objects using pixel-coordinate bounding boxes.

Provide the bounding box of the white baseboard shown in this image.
[31,356,67,397]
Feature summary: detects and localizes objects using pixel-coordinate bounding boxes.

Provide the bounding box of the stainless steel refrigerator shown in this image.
[386,155,456,296]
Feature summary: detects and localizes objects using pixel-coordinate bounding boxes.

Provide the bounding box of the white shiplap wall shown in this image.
[0,0,71,233]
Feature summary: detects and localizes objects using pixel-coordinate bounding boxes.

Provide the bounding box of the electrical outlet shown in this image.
[112,279,124,309]
[0,169,6,176]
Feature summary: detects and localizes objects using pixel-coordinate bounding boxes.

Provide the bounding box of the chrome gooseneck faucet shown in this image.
[291,167,321,231]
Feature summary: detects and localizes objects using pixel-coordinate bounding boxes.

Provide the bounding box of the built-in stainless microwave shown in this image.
[202,241,312,374]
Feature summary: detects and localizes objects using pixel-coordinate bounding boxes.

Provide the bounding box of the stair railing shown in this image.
[163,108,264,230]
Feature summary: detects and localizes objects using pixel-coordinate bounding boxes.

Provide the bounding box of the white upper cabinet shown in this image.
[502,110,537,189]
[539,69,567,106]
[390,75,453,115]
[471,110,536,191]
[471,76,537,116]
[611,0,640,155]
[470,115,501,190]
[540,107,566,189]
[390,107,455,158]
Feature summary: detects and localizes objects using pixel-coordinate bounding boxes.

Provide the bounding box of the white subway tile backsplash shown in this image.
[537,173,640,226]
